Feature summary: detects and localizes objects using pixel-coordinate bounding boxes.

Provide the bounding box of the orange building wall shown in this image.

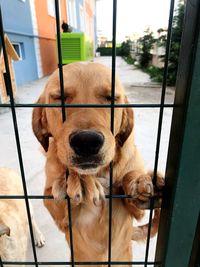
[35,0,68,76]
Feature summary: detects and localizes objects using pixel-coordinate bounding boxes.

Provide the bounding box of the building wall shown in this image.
[35,0,97,75]
[1,0,98,85]
[85,0,94,38]
[84,0,97,50]
[30,0,43,78]
[67,0,96,40]
[0,0,38,86]
[93,0,98,51]
[11,34,38,86]
[35,0,68,76]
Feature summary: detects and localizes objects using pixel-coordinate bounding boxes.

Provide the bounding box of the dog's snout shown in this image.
[69,130,104,156]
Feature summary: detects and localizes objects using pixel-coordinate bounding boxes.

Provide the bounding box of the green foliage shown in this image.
[145,66,163,83]
[135,2,185,86]
[96,40,131,57]
[157,28,168,47]
[119,40,132,57]
[119,40,136,65]
[137,29,155,68]
[124,55,135,65]
[156,2,185,85]
[96,47,121,56]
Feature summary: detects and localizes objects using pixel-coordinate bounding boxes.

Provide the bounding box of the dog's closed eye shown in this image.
[54,95,68,101]
[50,91,70,101]
[103,95,120,102]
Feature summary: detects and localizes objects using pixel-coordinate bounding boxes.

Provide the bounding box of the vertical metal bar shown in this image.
[55,0,66,121]
[67,196,75,267]
[108,0,117,266]
[155,0,200,265]
[110,0,117,135]
[144,0,175,266]
[54,1,75,267]
[0,257,4,267]
[0,7,38,267]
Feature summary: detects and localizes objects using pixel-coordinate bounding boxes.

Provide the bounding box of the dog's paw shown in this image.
[67,172,83,205]
[123,172,154,201]
[53,172,105,206]
[34,231,45,248]
[83,176,105,206]
[123,171,165,209]
[52,178,67,202]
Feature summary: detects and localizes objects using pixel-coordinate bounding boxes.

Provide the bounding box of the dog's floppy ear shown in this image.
[0,223,10,237]
[116,96,134,147]
[32,95,51,152]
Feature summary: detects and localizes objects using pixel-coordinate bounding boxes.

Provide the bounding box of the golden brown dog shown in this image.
[0,168,45,266]
[32,62,164,266]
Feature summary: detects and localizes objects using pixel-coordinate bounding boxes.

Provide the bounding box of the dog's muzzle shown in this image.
[69,130,104,169]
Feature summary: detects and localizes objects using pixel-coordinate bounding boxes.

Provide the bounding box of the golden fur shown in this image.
[0,168,45,266]
[32,62,164,266]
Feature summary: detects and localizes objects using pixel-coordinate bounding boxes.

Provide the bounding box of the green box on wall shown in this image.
[59,32,93,64]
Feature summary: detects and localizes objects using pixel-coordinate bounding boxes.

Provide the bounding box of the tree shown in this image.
[120,39,131,57]
[158,2,185,85]
[137,29,155,68]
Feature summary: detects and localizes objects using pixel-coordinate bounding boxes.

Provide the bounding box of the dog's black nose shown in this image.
[69,130,104,156]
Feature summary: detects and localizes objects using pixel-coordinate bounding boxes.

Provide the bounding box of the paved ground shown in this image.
[0,57,175,266]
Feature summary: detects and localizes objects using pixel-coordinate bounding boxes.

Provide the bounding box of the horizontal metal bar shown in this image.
[1,261,162,266]
[0,194,162,200]
[0,194,162,210]
[0,194,131,199]
[0,103,175,108]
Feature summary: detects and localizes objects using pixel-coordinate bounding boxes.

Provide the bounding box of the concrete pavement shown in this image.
[0,57,175,266]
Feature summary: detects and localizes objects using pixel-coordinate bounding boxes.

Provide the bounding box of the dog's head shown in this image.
[32,62,133,175]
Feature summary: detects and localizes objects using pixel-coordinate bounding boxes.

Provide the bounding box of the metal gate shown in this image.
[0,0,200,266]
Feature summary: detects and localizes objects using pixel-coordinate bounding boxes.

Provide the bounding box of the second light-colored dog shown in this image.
[0,168,45,266]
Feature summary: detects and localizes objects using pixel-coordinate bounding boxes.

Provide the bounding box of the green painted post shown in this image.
[155,1,200,266]
[163,42,200,265]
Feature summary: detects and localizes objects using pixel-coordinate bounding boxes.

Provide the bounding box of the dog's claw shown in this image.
[145,184,152,194]
[52,173,105,207]
[52,179,67,202]
[34,232,45,248]
[93,197,99,206]
[134,197,162,210]
[73,193,82,205]
[75,193,81,202]
[67,173,83,205]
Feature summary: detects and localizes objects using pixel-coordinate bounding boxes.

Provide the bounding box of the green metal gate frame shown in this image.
[0,0,200,266]
[155,0,200,266]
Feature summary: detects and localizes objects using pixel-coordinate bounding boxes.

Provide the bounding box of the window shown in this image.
[68,0,77,28]
[12,42,24,60]
[47,0,56,17]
